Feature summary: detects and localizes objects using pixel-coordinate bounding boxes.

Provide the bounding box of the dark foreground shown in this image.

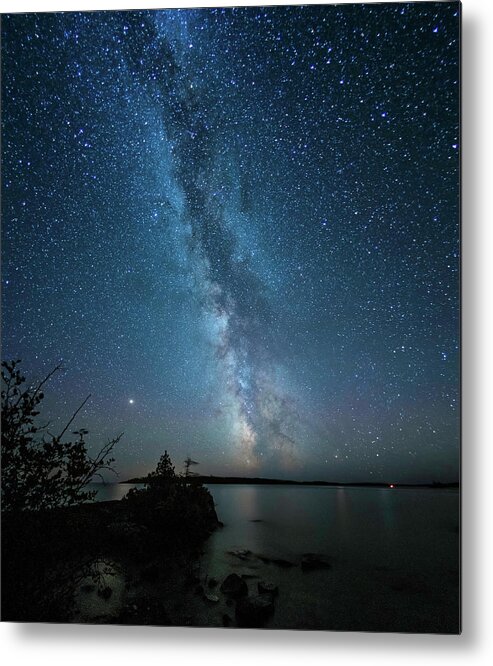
[1,480,220,625]
[1,482,460,633]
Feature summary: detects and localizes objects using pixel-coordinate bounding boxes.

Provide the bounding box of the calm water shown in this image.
[199,484,460,632]
[89,482,460,631]
[91,483,459,575]
[88,482,144,502]
[203,484,459,574]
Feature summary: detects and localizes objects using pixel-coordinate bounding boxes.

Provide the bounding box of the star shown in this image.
[1,3,459,483]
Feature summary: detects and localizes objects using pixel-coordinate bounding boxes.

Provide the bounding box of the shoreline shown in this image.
[1,482,459,631]
[121,476,459,489]
[1,481,220,624]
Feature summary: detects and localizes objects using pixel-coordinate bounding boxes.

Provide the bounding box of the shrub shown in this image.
[1,360,121,512]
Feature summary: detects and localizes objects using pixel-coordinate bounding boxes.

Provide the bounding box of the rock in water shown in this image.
[235,594,275,628]
[300,553,332,571]
[257,581,279,597]
[227,549,252,561]
[220,573,248,598]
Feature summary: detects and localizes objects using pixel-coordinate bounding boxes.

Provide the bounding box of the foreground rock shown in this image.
[235,593,275,627]
[220,573,248,598]
[1,478,220,623]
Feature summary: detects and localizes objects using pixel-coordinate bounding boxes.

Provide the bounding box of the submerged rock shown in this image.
[257,555,295,568]
[227,548,252,561]
[220,573,248,598]
[300,553,332,571]
[235,594,275,628]
[257,581,278,597]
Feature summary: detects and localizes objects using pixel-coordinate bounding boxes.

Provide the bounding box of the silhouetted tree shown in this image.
[184,456,199,478]
[1,360,121,512]
[146,450,176,486]
[124,450,217,554]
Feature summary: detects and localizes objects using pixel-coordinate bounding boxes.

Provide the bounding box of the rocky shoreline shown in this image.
[1,482,336,629]
[1,481,460,632]
[1,480,220,625]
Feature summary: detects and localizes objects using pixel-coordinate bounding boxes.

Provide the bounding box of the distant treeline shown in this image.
[122,475,459,489]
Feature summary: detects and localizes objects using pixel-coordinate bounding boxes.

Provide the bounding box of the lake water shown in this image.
[88,482,144,502]
[199,484,460,632]
[203,484,459,575]
[89,482,460,632]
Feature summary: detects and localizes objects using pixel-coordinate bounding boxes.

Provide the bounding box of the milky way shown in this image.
[1,3,460,482]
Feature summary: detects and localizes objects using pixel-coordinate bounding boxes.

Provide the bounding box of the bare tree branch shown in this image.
[58,394,91,441]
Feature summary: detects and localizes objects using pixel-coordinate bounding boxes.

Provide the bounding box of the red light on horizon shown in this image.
[389,484,394,488]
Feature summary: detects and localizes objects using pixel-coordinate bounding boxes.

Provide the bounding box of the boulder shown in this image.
[235,594,275,628]
[220,573,248,598]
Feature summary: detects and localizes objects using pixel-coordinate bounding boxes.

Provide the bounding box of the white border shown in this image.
[2,0,493,664]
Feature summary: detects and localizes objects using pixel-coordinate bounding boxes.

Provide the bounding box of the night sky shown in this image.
[1,3,460,483]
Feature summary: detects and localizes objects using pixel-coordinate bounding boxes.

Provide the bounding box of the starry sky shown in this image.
[1,3,460,483]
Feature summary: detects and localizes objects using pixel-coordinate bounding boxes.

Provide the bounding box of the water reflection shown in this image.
[204,484,459,575]
[378,487,396,532]
[88,483,143,502]
[199,485,460,631]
